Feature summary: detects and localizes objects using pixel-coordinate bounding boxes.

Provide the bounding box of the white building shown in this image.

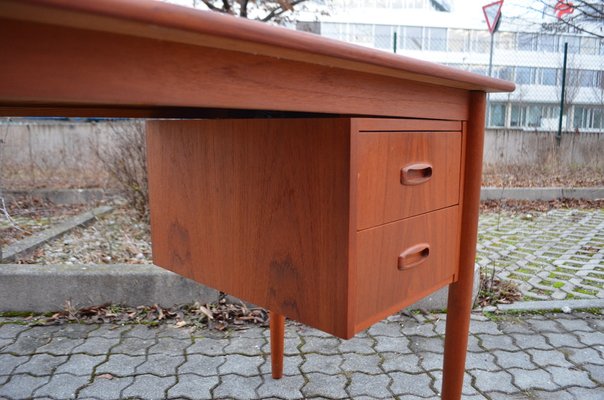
[295,0,604,131]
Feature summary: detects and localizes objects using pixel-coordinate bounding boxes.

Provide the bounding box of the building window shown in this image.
[374,25,393,49]
[448,29,469,52]
[471,31,490,53]
[425,27,446,51]
[515,67,534,85]
[322,23,344,40]
[510,105,525,127]
[489,103,506,127]
[350,23,372,45]
[561,35,581,54]
[581,37,598,55]
[574,106,604,129]
[539,68,558,86]
[496,32,516,50]
[401,26,423,50]
[495,66,512,80]
[539,34,558,52]
[518,33,538,51]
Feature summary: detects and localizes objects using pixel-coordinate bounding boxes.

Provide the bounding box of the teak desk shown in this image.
[0,1,514,398]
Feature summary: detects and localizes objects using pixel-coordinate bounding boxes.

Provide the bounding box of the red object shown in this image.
[554,0,574,19]
[482,0,504,34]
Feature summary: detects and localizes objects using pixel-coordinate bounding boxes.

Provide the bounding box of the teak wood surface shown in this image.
[0,1,515,399]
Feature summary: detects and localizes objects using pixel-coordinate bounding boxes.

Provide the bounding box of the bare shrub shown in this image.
[95,120,148,220]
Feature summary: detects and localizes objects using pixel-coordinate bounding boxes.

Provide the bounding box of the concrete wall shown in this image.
[484,129,604,169]
[1,120,602,189]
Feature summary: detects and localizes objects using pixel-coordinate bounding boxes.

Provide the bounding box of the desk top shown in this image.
[0,0,514,120]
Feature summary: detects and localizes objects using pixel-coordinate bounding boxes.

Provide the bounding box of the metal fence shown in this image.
[309,21,604,132]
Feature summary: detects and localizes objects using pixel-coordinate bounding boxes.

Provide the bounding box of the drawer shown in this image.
[356,131,461,230]
[354,206,460,331]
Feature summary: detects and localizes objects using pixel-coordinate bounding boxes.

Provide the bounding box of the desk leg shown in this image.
[441,91,486,400]
[270,311,285,379]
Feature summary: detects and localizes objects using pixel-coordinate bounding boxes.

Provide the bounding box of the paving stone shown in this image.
[401,322,439,337]
[260,334,301,356]
[478,334,520,351]
[381,352,422,373]
[374,335,411,353]
[186,338,229,356]
[300,336,341,355]
[341,353,382,374]
[301,372,348,398]
[566,386,604,400]
[509,333,553,350]
[338,337,375,354]
[492,350,536,369]
[213,374,262,399]
[34,372,90,399]
[0,354,30,375]
[469,320,502,335]
[347,372,391,398]
[218,354,263,376]
[498,320,533,335]
[0,323,30,338]
[526,348,575,368]
[466,334,483,352]
[549,365,598,388]
[260,355,303,376]
[137,353,184,376]
[0,374,50,399]
[236,326,265,339]
[418,351,443,371]
[111,337,155,355]
[179,354,226,376]
[465,351,499,371]
[256,374,305,399]
[87,325,125,339]
[367,321,403,337]
[583,362,604,385]
[37,335,85,355]
[575,330,604,347]
[542,331,586,348]
[2,327,54,355]
[122,324,160,340]
[56,324,98,339]
[565,347,604,366]
[0,337,14,351]
[520,389,575,400]
[299,326,333,338]
[14,353,68,376]
[300,353,343,374]
[556,317,596,333]
[429,370,478,396]
[526,318,564,333]
[409,336,443,353]
[156,325,192,339]
[225,337,265,355]
[389,371,435,397]
[508,367,555,391]
[54,354,105,376]
[72,336,119,355]
[122,374,177,399]
[470,369,517,394]
[78,375,134,400]
[149,337,190,354]
[96,354,145,376]
[168,373,219,399]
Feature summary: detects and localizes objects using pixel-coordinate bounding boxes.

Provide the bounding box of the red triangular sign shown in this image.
[483,0,503,34]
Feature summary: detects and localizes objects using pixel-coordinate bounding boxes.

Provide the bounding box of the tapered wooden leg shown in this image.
[442,91,486,400]
[270,311,285,379]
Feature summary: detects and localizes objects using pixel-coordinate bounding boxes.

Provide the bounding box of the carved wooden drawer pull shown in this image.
[398,243,431,271]
[400,163,433,185]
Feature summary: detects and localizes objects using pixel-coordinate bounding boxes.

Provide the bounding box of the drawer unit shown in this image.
[148,117,464,339]
[357,131,461,230]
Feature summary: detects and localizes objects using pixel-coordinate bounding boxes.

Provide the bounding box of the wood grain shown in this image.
[270,312,285,379]
[147,119,353,338]
[442,93,486,400]
[356,131,461,230]
[355,206,460,331]
[0,0,515,93]
[0,18,470,121]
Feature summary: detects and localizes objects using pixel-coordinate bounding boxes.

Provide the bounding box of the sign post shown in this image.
[482,0,503,126]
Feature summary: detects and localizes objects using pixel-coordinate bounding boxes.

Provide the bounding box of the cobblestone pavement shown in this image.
[0,311,602,399]
[477,209,604,301]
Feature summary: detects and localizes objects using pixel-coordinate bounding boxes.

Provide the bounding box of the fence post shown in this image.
[557,42,568,146]
[393,31,397,54]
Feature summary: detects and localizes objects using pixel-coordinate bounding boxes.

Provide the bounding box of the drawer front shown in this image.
[356,131,461,230]
[354,206,460,331]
